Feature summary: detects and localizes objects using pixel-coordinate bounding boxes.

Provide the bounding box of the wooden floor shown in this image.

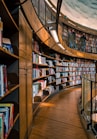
[29,86,92,139]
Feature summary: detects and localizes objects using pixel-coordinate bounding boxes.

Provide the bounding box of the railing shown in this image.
[81,74,97,136]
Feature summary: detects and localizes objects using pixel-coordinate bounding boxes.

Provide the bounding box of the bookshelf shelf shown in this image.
[5,113,19,139]
[43,54,56,60]
[33,63,48,67]
[0,84,19,101]
[49,74,55,76]
[33,75,49,81]
[0,47,19,60]
[48,66,56,68]
[13,113,19,126]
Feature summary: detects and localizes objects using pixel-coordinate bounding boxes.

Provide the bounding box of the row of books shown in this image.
[62,24,97,53]
[33,68,47,79]
[61,78,67,83]
[33,82,55,99]
[55,78,82,88]
[33,40,96,70]
[33,52,47,65]
[0,103,14,139]
[48,68,55,75]
[33,80,47,97]
[56,66,95,73]
[33,66,95,80]
[60,72,68,77]
[46,60,54,67]
[47,76,55,83]
[46,85,55,94]
[56,78,61,85]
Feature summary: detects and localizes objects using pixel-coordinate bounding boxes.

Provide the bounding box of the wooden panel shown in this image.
[19,10,27,139]
[26,23,33,137]
[19,10,33,139]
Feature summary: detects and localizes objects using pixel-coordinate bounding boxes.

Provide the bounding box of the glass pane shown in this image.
[39,0,46,24]
[92,82,97,135]
[32,0,39,13]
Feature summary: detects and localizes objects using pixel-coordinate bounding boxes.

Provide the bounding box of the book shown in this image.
[33,82,41,97]
[33,41,39,52]
[2,38,13,54]
[3,65,8,93]
[0,113,4,139]
[0,107,9,137]
[0,65,8,97]
[0,65,4,97]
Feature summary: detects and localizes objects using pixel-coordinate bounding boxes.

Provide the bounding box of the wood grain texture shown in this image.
[19,9,33,139]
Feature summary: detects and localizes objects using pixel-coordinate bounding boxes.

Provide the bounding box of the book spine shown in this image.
[3,65,8,93]
[0,65,4,96]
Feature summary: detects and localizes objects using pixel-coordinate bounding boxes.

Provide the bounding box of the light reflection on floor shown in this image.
[40,102,55,107]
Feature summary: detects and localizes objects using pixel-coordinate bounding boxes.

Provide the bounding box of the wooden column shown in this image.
[19,9,33,139]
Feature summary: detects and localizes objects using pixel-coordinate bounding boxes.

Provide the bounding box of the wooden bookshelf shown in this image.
[0,1,33,139]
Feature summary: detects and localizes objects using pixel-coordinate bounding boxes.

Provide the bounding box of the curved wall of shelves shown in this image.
[32,37,96,104]
[21,0,97,61]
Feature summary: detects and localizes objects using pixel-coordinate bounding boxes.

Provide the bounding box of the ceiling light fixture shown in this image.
[49,28,65,50]
[45,0,52,8]
[50,29,59,43]
[58,43,65,50]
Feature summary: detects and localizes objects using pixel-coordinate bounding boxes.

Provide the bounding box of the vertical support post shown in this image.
[87,81,92,130]
[90,81,93,126]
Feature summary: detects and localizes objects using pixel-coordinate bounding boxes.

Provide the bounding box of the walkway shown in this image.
[29,86,91,139]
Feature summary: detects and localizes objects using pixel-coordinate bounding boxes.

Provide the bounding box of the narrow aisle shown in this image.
[29,87,88,139]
